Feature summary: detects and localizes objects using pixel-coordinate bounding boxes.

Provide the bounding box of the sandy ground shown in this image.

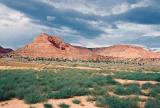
[0,96,98,108]
[54,65,101,70]
[0,65,101,71]
[0,58,101,70]
[0,66,41,70]
[0,59,101,71]
[108,91,149,100]
[115,78,159,85]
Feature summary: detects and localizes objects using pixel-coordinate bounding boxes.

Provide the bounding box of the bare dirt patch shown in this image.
[0,96,98,108]
[0,59,101,71]
[115,78,159,86]
[53,65,101,70]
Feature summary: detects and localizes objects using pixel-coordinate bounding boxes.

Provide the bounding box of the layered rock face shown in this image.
[11,33,160,60]
[0,46,13,56]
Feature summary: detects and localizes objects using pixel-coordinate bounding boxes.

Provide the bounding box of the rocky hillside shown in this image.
[10,33,93,60]
[0,46,13,56]
[93,45,160,58]
[10,33,160,60]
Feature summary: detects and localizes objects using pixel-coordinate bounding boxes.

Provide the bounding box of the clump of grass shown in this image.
[72,99,81,104]
[59,103,70,108]
[44,103,53,108]
[96,96,139,108]
[145,99,160,108]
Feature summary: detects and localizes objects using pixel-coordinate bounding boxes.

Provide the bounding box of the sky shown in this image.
[0,0,160,49]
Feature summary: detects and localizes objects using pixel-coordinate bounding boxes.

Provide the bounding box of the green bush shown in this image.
[52,87,88,99]
[90,86,106,96]
[126,84,141,95]
[59,103,70,108]
[0,69,92,103]
[114,85,126,95]
[114,84,140,95]
[24,92,45,104]
[93,75,117,85]
[114,72,160,82]
[96,96,139,108]
[145,99,160,108]
[150,85,160,97]
[44,104,53,108]
[0,89,14,101]
[1,69,159,106]
[72,99,81,104]
[155,95,160,101]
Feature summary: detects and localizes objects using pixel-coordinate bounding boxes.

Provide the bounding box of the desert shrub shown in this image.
[0,89,14,101]
[155,95,160,100]
[44,104,53,108]
[114,72,160,81]
[52,87,88,99]
[114,85,126,95]
[15,86,34,100]
[150,90,157,97]
[0,69,91,102]
[93,75,117,85]
[0,69,130,104]
[90,86,107,96]
[150,84,160,97]
[76,78,94,88]
[72,99,81,104]
[96,96,139,108]
[142,83,153,90]
[24,92,46,104]
[126,84,141,95]
[59,103,70,108]
[114,84,140,95]
[145,99,160,108]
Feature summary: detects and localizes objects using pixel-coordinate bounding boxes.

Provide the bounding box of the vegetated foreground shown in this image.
[0,69,160,108]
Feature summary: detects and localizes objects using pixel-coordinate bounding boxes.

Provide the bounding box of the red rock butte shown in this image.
[10,33,160,60]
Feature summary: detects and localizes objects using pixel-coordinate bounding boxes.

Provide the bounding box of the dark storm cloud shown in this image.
[122,7,160,24]
[101,0,160,25]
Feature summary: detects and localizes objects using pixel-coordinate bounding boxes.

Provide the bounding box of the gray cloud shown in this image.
[0,0,160,48]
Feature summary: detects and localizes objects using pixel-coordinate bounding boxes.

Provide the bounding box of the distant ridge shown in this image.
[9,33,160,60]
[0,46,13,56]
